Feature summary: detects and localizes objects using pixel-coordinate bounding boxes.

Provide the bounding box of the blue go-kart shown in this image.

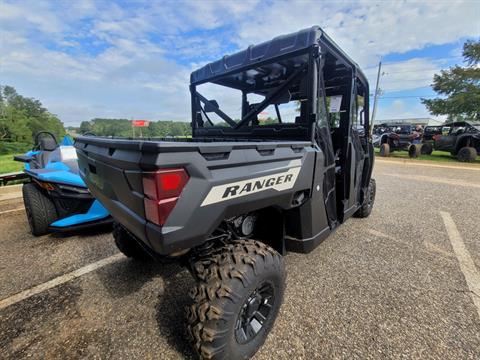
[14,131,111,236]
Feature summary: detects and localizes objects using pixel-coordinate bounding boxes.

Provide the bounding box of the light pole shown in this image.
[371,61,382,125]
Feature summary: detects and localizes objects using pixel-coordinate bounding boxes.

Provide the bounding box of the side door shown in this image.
[342,76,366,215]
[435,125,457,150]
[314,61,338,229]
[323,73,365,220]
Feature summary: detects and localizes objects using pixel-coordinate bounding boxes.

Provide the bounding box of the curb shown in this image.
[0,184,23,195]
[376,158,480,171]
[0,207,25,215]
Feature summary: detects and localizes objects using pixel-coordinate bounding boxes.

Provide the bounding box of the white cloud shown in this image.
[0,1,64,34]
[376,99,446,122]
[0,0,479,125]
[233,0,480,67]
[364,58,442,93]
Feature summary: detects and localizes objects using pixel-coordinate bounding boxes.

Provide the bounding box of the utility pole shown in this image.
[371,61,382,125]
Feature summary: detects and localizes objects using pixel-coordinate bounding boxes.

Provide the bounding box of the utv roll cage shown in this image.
[190,26,370,142]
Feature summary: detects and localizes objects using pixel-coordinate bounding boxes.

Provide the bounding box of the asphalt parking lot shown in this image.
[1,159,479,359]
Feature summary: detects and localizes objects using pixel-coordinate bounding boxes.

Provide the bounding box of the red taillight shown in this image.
[142,168,189,226]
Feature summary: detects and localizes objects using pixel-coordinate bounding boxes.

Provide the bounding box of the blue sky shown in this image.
[0,0,479,126]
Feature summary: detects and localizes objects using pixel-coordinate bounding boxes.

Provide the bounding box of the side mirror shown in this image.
[204,100,219,113]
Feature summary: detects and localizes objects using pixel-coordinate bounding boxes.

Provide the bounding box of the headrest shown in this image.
[39,137,57,151]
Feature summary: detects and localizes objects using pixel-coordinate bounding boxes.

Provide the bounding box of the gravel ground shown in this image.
[0,159,479,359]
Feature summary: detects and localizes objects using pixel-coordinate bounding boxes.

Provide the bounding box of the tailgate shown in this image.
[75,136,313,254]
[75,138,146,242]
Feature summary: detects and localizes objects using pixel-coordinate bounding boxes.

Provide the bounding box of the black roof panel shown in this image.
[191,27,322,85]
[190,26,367,87]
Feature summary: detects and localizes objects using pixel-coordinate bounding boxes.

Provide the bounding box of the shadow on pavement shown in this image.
[154,266,196,358]
[96,257,196,357]
[50,222,113,239]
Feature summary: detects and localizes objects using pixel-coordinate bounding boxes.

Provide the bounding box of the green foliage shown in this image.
[0,85,66,149]
[146,120,191,137]
[422,39,480,120]
[374,148,480,164]
[261,117,279,125]
[80,118,132,137]
[0,154,24,174]
[79,118,191,138]
[463,39,480,66]
[0,142,31,155]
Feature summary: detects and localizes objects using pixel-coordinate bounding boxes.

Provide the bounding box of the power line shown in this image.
[380,77,433,83]
[374,95,437,99]
[363,55,464,71]
[381,67,441,74]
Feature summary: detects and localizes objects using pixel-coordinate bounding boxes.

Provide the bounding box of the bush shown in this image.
[0,141,31,155]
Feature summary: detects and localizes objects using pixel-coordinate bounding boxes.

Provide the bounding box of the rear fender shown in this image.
[455,135,472,152]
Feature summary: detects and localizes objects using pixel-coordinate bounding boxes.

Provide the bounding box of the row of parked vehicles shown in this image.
[373,121,480,162]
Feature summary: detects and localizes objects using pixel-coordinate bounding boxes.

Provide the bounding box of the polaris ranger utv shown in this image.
[75,26,376,360]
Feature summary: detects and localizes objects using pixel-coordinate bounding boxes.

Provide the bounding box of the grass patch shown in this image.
[0,154,23,174]
[374,148,480,164]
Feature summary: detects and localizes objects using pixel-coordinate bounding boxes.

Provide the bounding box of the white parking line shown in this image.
[440,211,480,320]
[0,253,124,311]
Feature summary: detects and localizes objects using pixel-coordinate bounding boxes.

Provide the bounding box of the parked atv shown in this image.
[428,121,480,162]
[372,123,391,148]
[423,125,443,142]
[377,124,423,157]
[75,27,376,359]
[14,132,111,236]
[419,125,443,155]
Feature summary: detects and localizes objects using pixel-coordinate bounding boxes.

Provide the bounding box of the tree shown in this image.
[422,40,480,121]
[0,85,65,143]
[79,121,93,134]
[78,119,191,138]
[1,106,31,142]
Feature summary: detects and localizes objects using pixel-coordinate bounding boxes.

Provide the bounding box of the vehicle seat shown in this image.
[34,137,58,168]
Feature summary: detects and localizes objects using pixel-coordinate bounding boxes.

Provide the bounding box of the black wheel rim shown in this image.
[235,282,275,344]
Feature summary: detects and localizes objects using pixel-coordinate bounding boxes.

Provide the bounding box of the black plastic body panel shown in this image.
[75,136,319,255]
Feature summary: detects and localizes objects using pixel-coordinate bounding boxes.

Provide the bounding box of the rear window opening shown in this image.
[191,52,312,141]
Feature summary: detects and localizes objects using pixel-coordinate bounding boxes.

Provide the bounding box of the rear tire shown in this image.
[408,144,422,158]
[354,178,376,218]
[113,222,152,260]
[379,143,390,157]
[187,239,285,360]
[421,142,433,155]
[22,183,58,236]
[457,147,477,162]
